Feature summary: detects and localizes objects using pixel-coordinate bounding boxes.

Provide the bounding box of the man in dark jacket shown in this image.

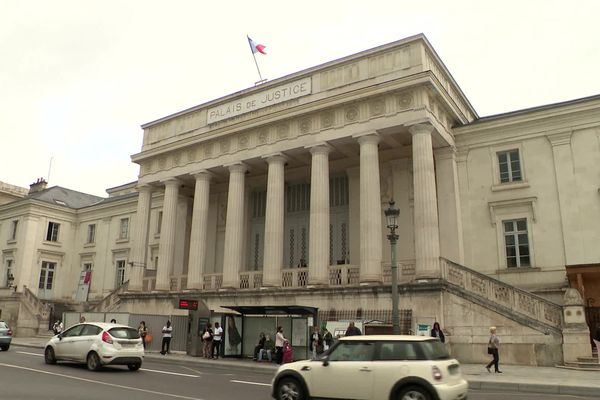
[345,321,362,336]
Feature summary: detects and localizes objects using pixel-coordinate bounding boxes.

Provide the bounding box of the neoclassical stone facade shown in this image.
[1,34,599,365]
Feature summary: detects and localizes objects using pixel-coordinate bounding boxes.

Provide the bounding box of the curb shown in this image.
[468,380,599,397]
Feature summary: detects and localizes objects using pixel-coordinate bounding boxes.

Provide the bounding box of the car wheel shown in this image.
[397,385,432,400]
[86,352,101,371]
[127,363,141,371]
[276,377,305,400]
[1,345,8,351]
[44,347,56,364]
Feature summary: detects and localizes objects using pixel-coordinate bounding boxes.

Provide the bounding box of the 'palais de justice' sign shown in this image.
[207,77,312,124]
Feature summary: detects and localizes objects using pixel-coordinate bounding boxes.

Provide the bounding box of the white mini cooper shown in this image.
[271,335,467,400]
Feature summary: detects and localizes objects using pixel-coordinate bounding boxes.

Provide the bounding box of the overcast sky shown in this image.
[2,0,599,197]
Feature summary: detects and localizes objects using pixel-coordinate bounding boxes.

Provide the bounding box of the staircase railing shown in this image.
[21,286,51,332]
[90,281,129,312]
[440,258,563,333]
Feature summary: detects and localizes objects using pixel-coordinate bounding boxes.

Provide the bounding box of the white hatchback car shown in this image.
[44,322,144,371]
[272,335,467,400]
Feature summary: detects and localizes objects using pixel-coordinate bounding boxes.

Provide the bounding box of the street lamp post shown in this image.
[385,199,400,335]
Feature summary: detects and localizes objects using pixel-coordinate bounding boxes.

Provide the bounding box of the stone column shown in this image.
[129,185,153,291]
[562,288,592,363]
[222,163,247,289]
[434,147,464,264]
[156,178,180,291]
[262,154,286,287]
[410,124,441,279]
[357,134,383,283]
[187,171,212,290]
[308,144,331,286]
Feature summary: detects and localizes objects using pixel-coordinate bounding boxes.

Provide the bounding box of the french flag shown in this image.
[247,36,267,55]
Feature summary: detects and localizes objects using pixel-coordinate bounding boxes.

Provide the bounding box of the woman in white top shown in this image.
[275,326,286,364]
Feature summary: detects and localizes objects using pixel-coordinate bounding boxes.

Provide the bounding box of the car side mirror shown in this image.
[58,334,63,340]
[322,356,329,367]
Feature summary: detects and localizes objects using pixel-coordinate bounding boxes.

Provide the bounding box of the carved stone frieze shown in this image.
[299,118,312,134]
[220,139,230,153]
[205,142,213,157]
[321,111,335,129]
[345,106,359,122]
[277,124,289,139]
[258,129,268,144]
[518,292,536,315]
[239,135,249,149]
[369,99,386,117]
[397,92,413,110]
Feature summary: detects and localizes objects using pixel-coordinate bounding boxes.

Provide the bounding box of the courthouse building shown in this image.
[1,34,599,365]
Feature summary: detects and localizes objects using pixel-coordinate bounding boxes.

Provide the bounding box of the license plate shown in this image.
[120,342,135,347]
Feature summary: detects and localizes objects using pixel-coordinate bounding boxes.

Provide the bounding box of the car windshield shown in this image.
[0,322,7,329]
[108,327,140,339]
[420,340,450,360]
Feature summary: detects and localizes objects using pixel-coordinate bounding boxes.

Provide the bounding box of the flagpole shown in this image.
[251,51,265,84]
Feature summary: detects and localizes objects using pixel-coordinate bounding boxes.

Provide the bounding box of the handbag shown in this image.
[202,331,210,340]
[144,333,153,344]
[487,347,493,354]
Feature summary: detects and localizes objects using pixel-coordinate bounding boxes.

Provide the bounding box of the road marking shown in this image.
[0,362,205,400]
[180,366,204,375]
[230,379,271,387]
[17,351,43,357]
[140,368,199,378]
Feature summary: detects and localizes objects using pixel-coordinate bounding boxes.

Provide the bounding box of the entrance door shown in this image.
[38,261,56,299]
[75,264,92,301]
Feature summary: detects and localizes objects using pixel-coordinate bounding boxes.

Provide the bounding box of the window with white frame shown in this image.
[10,220,18,240]
[5,259,13,286]
[86,224,96,244]
[503,219,530,268]
[39,261,56,290]
[497,149,522,183]
[119,218,129,240]
[116,260,126,287]
[46,222,60,242]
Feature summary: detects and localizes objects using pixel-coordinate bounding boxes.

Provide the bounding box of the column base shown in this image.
[186,281,203,290]
[127,283,143,292]
[359,273,383,285]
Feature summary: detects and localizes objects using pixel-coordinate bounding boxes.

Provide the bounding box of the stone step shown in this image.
[578,357,599,363]
[561,361,600,370]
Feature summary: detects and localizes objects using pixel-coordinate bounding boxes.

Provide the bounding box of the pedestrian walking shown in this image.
[79,315,86,323]
[431,322,445,343]
[138,321,148,350]
[311,326,323,359]
[275,326,286,364]
[593,323,600,364]
[485,326,502,373]
[323,328,333,352]
[212,322,223,359]
[52,320,63,335]
[160,320,173,355]
[345,321,361,336]
[202,323,213,358]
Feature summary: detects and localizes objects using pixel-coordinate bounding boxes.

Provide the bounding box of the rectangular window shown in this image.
[119,218,129,240]
[86,224,96,244]
[46,222,60,242]
[39,261,56,290]
[116,260,126,287]
[503,219,530,268]
[497,149,522,183]
[5,260,13,286]
[10,220,18,240]
[157,211,163,234]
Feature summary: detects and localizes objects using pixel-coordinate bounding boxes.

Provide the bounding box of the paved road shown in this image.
[1,346,597,400]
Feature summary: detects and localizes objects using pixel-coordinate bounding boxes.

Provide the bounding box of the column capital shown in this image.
[160,177,182,187]
[262,153,287,165]
[191,170,214,181]
[409,123,435,136]
[135,184,153,193]
[225,162,248,174]
[354,132,380,146]
[306,143,332,155]
[434,146,457,161]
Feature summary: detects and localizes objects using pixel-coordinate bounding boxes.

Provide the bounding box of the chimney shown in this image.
[29,177,48,194]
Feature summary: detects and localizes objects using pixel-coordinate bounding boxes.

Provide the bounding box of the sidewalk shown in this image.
[10,337,600,397]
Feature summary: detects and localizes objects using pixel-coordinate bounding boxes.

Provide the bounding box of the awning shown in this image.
[221,305,318,316]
